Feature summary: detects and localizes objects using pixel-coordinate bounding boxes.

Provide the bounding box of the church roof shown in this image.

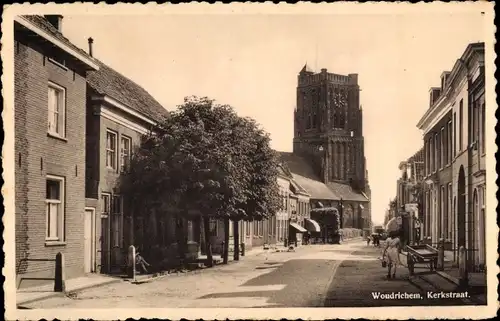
[277,151,369,202]
[327,182,369,202]
[292,174,340,200]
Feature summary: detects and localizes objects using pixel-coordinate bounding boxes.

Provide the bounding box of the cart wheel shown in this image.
[407,255,414,275]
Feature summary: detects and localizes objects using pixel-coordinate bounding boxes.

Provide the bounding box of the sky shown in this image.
[61,11,487,226]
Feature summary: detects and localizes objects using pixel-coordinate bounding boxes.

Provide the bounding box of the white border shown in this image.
[3,2,497,320]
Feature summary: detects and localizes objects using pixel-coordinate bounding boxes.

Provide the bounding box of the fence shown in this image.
[16,252,65,292]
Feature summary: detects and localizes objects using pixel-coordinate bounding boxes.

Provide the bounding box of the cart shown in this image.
[406,244,439,276]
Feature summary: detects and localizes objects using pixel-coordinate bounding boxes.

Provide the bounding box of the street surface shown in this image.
[22,239,468,308]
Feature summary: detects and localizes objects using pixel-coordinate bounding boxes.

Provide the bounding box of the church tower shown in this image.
[293,64,367,192]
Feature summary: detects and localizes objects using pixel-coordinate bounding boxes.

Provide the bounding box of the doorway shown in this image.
[84,207,96,273]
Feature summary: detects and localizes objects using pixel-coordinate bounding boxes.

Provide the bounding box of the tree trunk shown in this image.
[175,215,186,269]
[223,218,230,264]
[233,220,240,261]
[203,216,213,267]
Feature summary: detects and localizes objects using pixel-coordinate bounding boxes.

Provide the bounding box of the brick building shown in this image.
[417,42,486,270]
[277,65,371,235]
[84,40,169,273]
[14,15,100,287]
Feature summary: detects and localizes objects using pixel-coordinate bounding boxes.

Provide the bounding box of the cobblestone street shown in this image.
[20,239,471,309]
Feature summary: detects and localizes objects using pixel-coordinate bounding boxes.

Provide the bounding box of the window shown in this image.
[433,133,438,172]
[106,131,117,169]
[447,121,452,164]
[209,219,218,237]
[120,136,131,172]
[440,127,444,169]
[453,112,457,157]
[472,101,479,144]
[245,221,250,236]
[47,83,66,137]
[447,183,452,240]
[112,195,123,247]
[424,140,429,176]
[459,99,463,151]
[440,186,445,239]
[101,193,111,216]
[46,176,65,241]
[481,103,485,154]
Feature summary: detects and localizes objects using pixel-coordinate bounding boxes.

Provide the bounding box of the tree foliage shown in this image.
[120,96,281,222]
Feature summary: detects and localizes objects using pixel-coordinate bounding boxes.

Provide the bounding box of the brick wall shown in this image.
[15,37,88,287]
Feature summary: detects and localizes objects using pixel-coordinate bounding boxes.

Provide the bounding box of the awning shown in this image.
[304,218,321,232]
[290,222,307,233]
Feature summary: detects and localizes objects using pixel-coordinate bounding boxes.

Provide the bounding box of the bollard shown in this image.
[54,252,66,292]
[437,238,445,271]
[240,243,245,256]
[458,246,469,289]
[127,245,136,281]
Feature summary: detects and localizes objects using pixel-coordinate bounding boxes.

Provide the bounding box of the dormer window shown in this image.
[429,88,441,107]
[440,71,451,92]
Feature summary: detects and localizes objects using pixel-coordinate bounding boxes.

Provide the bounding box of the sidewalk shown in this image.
[398,251,487,305]
[17,274,121,306]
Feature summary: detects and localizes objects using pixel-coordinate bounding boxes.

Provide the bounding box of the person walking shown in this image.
[366,235,371,246]
[382,232,402,279]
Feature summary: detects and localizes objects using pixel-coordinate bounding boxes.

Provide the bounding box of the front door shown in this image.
[84,208,96,273]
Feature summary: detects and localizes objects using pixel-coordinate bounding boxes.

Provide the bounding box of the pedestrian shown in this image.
[366,235,371,246]
[382,231,402,279]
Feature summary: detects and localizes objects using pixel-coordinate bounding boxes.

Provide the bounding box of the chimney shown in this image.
[45,15,63,32]
[88,37,94,57]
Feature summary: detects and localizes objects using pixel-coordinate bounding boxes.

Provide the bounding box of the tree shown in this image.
[120,96,280,268]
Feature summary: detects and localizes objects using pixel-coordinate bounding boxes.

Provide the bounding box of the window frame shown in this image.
[101,192,111,217]
[111,195,123,248]
[120,135,132,173]
[45,175,65,242]
[447,120,452,165]
[440,127,444,169]
[459,99,463,151]
[480,102,485,155]
[47,82,67,139]
[106,130,118,170]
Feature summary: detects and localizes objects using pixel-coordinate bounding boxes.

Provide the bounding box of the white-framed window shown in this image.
[101,193,111,216]
[106,130,117,169]
[440,127,444,169]
[459,99,463,151]
[481,103,485,154]
[46,175,65,241]
[112,195,123,247]
[447,120,452,164]
[120,136,131,172]
[47,82,66,138]
[447,183,452,240]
